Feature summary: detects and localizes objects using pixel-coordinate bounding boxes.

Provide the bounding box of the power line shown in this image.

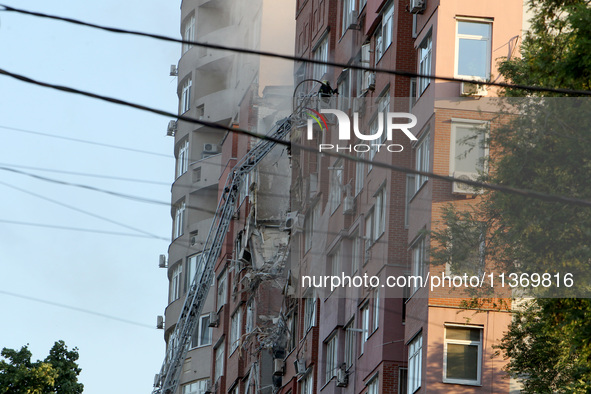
[0,289,155,329]
[2,4,591,97]
[0,162,170,185]
[0,124,171,158]
[0,180,168,240]
[2,66,591,209]
[0,218,166,239]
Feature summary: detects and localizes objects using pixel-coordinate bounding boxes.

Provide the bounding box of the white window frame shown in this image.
[173,201,186,239]
[373,186,386,240]
[367,376,379,394]
[304,291,317,332]
[304,202,319,252]
[342,0,356,36]
[176,140,189,178]
[344,318,355,369]
[230,308,242,353]
[325,334,338,383]
[245,301,254,334]
[300,370,314,394]
[365,210,374,252]
[182,379,209,394]
[214,341,224,381]
[372,289,380,332]
[186,252,204,291]
[405,174,415,228]
[191,314,212,348]
[408,333,422,393]
[330,159,344,214]
[410,237,426,294]
[351,231,361,274]
[379,2,394,61]
[414,131,430,194]
[170,263,182,302]
[418,31,432,95]
[217,269,227,310]
[449,119,489,177]
[181,78,192,113]
[313,35,329,80]
[182,15,195,54]
[360,302,370,353]
[455,19,492,81]
[355,151,365,196]
[443,324,483,385]
[329,246,341,277]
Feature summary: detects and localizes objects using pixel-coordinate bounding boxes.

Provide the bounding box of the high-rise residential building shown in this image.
[158,1,530,393]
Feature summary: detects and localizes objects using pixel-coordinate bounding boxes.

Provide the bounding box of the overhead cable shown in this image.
[1,4,591,96]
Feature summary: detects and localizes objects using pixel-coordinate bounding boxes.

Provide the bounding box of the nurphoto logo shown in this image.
[306,108,418,152]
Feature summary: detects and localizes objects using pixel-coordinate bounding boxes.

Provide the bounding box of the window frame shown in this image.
[173,201,186,240]
[344,318,356,369]
[176,139,189,178]
[379,1,394,61]
[214,341,225,381]
[449,119,489,178]
[181,78,192,114]
[454,18,492,81]
[367,375,379,394]
[373,186,387,241]
[408,332,423,393]
[170,263,182,302]
[325,333,338,383]
[414,130,430,194]
[312,34,329,80]
[216,269,227,311]
[230,307,242,354]
[182,15,195,54]
[360,301,370,354]
[443,324,483,385]
[329,159,344,214]
[304,291,317,332]
[410,236,427,295]
[182,379,210,394]
[341,0,356,36]
[191,314,212,349]
[417,31,432,95]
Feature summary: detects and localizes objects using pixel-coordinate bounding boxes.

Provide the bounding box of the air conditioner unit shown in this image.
[204,381,213,394]
[294,359,307,375]
[336,368,349,387]
[343,196,355,214]
[190,236,198,246]
[452,171,480,194]
[284,211,304,232]
[361,43,370,64]
[170,65,178,76]
[364,72,376,91]
[348,10,360,30]
[460,82,487,97]
[410,0,426,14]
[273,359,285,375]
[167,120,177,136]
[208,311,219,327]
[156,315,164,329]
[158,254,167,268]
[203,143,221,154]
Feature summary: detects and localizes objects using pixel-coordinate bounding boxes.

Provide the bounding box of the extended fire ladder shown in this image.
[153,115,293,394]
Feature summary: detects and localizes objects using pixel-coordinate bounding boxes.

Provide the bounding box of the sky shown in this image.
[0,1,180,393]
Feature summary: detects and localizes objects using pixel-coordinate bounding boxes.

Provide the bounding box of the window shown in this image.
[191,314,212,348]
[408,333,422,393]
[176,140,189,178]
[170,264,182,302]
[418,32,432,95]
[245,301,254,334]
[398,368,408,394]
[378,2,394,61]
[325,334,338,382]
[173,201,186,239]
[351,231,361,274]
[304,292,316,332]
[182,15,195,54]
[355,151,365,196]
[337,72,351,111]
[229,384,239,394]
[186,253,204,291]
[367,376,379,394]
[405,175,415,228]
[300,371,313,394]
[373,289,380,332]
[182,379,209,394]
[455,20,492,80]
[181,78,192,113]
[287,311,298,352]
[230,308,242,353]
[360,302,370,353]
[330,159,343,214]
[444,325,482,385]
[359,0,367,10]
[373,186,386,240]
[414,132,430,193]
[450,120,487,177]
[344,319,355,369]
[304,202,319,252]
[313,35,329,80]
[365,211,374,252]
[411,237,426,294]
[329,247,341,277]
[217,270,227,310]
[342,0,356,36]
[214,342,224,381]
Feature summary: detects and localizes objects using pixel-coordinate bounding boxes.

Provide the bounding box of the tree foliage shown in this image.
[0,341,83,394]
[430,0,591,391]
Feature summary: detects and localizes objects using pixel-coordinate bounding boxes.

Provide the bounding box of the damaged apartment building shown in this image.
[155,0,531,394]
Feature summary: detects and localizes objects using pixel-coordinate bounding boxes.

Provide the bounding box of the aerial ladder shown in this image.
[152,114,294,394]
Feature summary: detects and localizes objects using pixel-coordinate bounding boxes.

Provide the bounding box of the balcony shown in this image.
[190,152,222,192]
